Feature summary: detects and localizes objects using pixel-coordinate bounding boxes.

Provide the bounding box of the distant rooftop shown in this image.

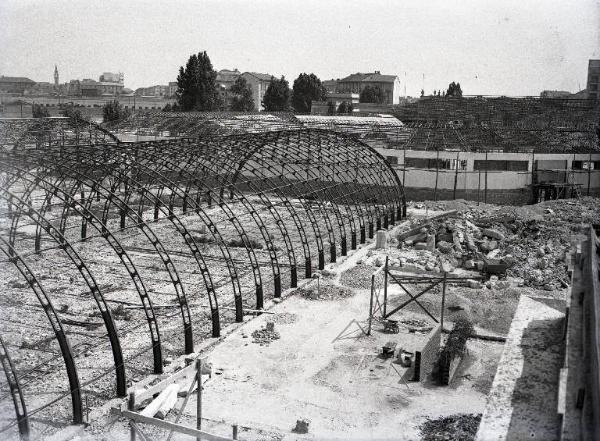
[339,72,398,83]
[0,76,35,83]
[243,72,274,82]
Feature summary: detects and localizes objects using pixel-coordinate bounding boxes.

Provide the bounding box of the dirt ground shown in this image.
[86,235,506,441]
[10,202,585,440]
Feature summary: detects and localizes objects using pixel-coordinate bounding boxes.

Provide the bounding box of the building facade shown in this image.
[587,59,600,100]
[241,72,274,111]
[337,72,401,104]
[0,76,36,94]
[216,69,242,108]
[135,85,169,97]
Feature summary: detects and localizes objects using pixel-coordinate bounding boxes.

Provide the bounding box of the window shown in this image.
[473,160,528,171]
[573,161,599,170]
[386,156,399,165]
[405,157,467,170]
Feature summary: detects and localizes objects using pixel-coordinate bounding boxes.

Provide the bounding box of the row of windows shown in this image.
[386,156,467,170]
[385,158,600,172]
[573,161,600,170]
[385,156,529,172]
[473,160,529,171]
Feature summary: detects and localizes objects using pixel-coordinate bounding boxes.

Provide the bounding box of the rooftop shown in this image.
[0,76,35,84]
[339,72,398,83]
[243,72,274,82]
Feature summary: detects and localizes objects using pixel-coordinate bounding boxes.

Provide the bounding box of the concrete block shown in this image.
[482,228,505,241]
[375,230,388,249]
[426,234,436,251]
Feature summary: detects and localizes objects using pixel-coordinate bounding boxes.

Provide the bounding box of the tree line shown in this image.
[90,50,465,121]
[169,51,429,113]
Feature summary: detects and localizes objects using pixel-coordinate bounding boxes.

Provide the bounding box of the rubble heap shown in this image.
[420,413,482,441]
[251,322,280,346]
[399,198,600,290]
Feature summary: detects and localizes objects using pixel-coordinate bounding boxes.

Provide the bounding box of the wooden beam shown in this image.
[384,279,441,319]
[121,411,234,441]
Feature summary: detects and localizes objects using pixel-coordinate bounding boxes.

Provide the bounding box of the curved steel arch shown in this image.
[174,141,301,287]
[0,183,126,396]
[115,145,266,309]
[34,157,199,346]
[0,161,165,374]
[0,235,83,424]
[0,334,29,440]
[132,141,285,299]
[174,137,319,278]
[66,148,239,325]
[76,152,230,329]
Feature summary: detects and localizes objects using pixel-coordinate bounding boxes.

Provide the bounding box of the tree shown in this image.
[32,103,50,118]
[176,51,223,111]
[446,81,463,98]
[291,73,327,113]
[262,76,291,111]
[162,103,172,112]
[62,105,84,121]
[102,100,130,122]
[229,77,255,111]
[337,101,353,114]
[327,101,335,115]
[359,85,385,104]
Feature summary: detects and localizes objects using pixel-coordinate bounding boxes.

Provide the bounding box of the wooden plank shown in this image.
[557,368,568,415]
[134,359,209,404]
[122,410,234,441]
[140,384,179,418]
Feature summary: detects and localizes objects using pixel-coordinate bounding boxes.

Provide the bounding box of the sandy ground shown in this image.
[14,211,510,441]
[99,267,505,441]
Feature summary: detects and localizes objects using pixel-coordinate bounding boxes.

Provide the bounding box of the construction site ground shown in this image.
[32,198,600,440]
[86,244,505,441]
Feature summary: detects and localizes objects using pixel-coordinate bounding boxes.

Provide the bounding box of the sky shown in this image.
[0,0,599,96]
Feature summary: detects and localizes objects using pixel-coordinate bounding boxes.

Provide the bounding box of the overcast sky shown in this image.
[1,0,599,96]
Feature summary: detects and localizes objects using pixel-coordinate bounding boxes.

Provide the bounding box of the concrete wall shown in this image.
[378,148,600,203]
[402,324,442,382]
[0,95,172,111]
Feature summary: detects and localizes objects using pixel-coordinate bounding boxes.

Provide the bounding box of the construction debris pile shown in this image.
[339,265,378,289]
[420,413,482,441]
[251,322,280,346]
[296,283,354,300]
[397,198,600,290]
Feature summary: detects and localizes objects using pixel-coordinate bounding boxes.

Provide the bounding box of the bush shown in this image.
[62,106,85,121]
[102,99,130,122]
[437,317,474,382]
[32,103,50,118]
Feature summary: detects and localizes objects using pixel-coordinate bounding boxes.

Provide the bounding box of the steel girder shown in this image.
[0,181,127,397]
[0,236,83,425]
[0,161,165,374]
[26,157,197,350]
[0,335,29,440]
[0,128,405,436]
[59,152,230,330]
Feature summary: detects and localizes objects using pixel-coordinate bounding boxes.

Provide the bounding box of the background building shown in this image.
[587,59,600,100]
[0,76,35,94]
[241,72,274,111]
[336,71,401,104]
[216,69,241,107]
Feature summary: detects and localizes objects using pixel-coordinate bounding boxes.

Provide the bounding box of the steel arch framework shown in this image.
[0,128,405,439]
